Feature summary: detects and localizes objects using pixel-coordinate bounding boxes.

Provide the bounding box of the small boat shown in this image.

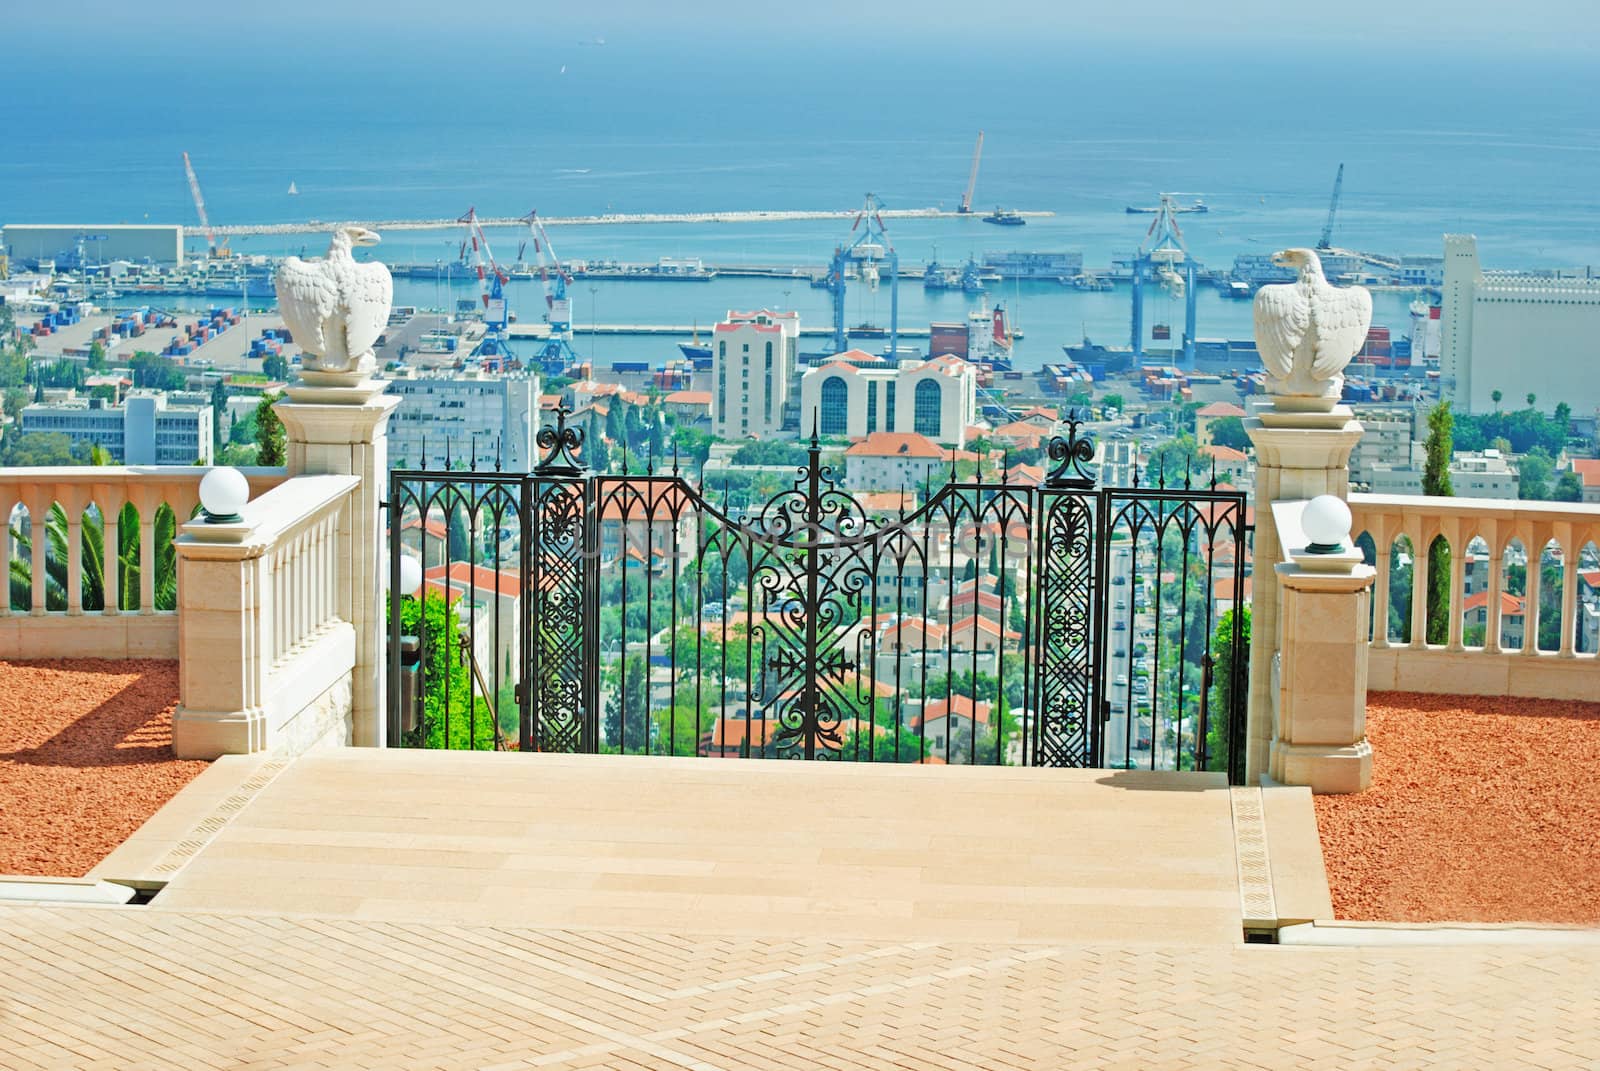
[287,181,298,195]
[982,208,1025,226]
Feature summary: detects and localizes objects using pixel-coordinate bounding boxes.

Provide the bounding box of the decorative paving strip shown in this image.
[1230,786,1278,929]
[147,759,292,878]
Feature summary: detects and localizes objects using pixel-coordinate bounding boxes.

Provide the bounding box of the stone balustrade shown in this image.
[0,467,287,659]
[172,474,361,758]
[1348,493,1600,700]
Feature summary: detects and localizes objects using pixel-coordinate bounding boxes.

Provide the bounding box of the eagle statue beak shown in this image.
[1271,251,1289,267]
[356,229,381,247]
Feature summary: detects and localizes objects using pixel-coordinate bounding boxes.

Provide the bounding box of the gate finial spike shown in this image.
[671,439,680,477]
[646,443,654,477]
[621,443,630,476]
[811,411,820,449]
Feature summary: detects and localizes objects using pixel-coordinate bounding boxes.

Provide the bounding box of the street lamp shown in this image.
[588,286,599,362]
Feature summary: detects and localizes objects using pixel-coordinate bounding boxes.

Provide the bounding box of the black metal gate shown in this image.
[386,411,1250,780]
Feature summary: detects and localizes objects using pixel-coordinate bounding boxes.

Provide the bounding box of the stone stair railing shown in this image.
[1348,493,1600,700]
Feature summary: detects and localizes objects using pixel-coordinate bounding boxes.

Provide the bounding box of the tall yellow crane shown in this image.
[182,152,229,258]
[958,131,984,215]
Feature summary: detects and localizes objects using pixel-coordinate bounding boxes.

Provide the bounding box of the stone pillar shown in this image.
[274,375,398,748]
[172,518,269,758]
[1243,407,1363,784]
[1272,559,1377,794]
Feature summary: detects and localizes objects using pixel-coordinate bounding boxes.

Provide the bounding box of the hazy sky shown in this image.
[9,0,1594,55]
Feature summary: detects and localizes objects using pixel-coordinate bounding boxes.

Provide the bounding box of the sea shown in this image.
[6,30,1598,372]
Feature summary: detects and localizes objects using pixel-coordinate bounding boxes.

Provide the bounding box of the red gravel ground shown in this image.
[0,659,208,877]
[1315,691,1600,924]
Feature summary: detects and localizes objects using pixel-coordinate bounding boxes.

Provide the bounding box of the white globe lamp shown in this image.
[199,466,250,524]
[398,555,423,598]
[1301,494,1352,554]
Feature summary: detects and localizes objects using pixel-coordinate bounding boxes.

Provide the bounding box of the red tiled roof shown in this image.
[915,695,993,729]
[1571,458,1600,488]
[1197,402,1247,418]
[1202,444,1249,462]
[1462,590,1526,616]
[665,390,712,404]
[845,432,944,459]
[423,562,523,595]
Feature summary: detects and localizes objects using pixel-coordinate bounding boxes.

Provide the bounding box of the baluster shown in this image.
[1370,515,1391,649]
[1523,528,1544,655]
[29,490,49,616]
[1486,532,1505,653]
[1409,529,1428,647]
[1558,527,1577,658]
[1445,519,1464,652]
[0,491,14,617]
[273,545,286,666]
[65,496,84,617]
[103,494,121,615]
[138,499,157,615]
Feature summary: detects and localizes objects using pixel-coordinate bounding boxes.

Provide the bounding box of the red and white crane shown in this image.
[518,210,581,374]
[458,206,513,362]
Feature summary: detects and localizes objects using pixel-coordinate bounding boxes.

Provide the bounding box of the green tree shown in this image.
[254,393,285,465]
[1204,607,1250,773]
[1208,415,1251,451]
[262,353,290,382]
[0,431,88,467]
[730,440,810,467]
[1554,471,1584,502]
[87,340,107,371]
[1422,402,1453,644]
[603,653,649,753]
[1491,389,1502,411]
[10,500,176,612]
[1518,448,1553,501]
[585,411,611,473]
[3,387,27,421]
[210,378,228,449]
[397,589,497,750]
[1526,392,1537,410]
[1101,393,1126,413]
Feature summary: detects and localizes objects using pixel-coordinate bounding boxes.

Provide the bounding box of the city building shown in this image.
[981,251,1084,280]
[20,390,212,464]
[385,369,540,472]
[711,309,799,439]
[1364,448,1519,499]
[1195,401,1246,446]
[1441,234,1600,416]
[800,354,977,446]
[1349,407,1423,490]
[843,431,946,491]
[1570,459,1600,505]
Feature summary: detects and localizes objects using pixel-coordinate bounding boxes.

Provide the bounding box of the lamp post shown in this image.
[588,286,599,362]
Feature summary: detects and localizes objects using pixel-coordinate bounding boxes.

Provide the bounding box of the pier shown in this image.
[506,323,1024,340]
[211,207,1055,237]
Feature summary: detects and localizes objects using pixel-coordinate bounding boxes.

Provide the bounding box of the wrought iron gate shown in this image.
[387,411,1251,780]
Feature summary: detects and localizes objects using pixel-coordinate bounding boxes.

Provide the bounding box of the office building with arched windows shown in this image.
[798,353,977,446]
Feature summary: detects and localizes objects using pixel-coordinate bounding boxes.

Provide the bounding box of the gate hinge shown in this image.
[1101,699,1111,724]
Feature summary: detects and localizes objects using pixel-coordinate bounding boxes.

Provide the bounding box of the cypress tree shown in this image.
[1422,402,1453,644]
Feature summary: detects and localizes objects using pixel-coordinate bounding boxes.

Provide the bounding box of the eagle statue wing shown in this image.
[1252,282,1310,381]
[1311,284,1373,379]
[341,260,394,359]
[274,256,337,358]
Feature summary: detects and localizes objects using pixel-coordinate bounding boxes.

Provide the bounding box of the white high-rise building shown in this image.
[385,369,540,471]
[798,353,977,446]
[711,309,799,440]
[1441,234,1600,415]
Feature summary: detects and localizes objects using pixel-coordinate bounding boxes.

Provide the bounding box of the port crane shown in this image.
[182,152,228,259]
[458,206,515,367]
[1317,163,1344,251]
[957,131,984,215]
[1128,194,1197,364]
[825,193,899,357]
[519,210,583,376]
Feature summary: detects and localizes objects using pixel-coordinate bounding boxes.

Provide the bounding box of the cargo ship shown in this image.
[981,208,1025,226]
[1126,200,1208,214]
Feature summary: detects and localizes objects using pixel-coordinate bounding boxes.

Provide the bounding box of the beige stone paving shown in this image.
[2,904,1598,1070]
[143,750,1245,945]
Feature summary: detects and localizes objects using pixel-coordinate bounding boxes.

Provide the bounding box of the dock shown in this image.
[506,323,1024,340]
[211,207,1056,237]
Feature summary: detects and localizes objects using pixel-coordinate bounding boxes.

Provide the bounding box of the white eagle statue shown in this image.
[1252,247,1372,405]
[273,225,392,376]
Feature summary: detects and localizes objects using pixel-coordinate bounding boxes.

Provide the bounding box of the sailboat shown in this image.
[287,181,299,195]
